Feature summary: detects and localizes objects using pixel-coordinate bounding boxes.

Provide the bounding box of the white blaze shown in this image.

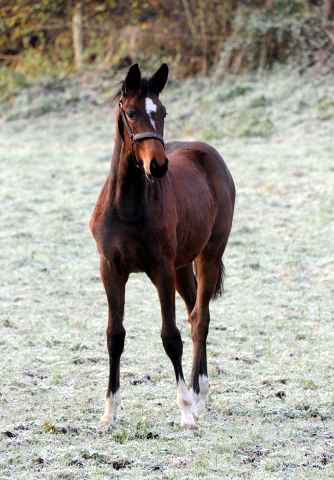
[145,97,157,130]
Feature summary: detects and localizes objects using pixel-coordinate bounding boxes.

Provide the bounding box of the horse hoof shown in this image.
[181,421,198,430]
[181,412,198,429]
[99,415,115,425]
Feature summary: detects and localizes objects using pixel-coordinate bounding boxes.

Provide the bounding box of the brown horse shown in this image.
[90,63,235,429]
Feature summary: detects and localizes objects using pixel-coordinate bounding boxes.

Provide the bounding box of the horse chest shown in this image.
[96,218,160,274]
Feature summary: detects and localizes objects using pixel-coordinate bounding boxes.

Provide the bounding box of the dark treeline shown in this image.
[0,0,334,78]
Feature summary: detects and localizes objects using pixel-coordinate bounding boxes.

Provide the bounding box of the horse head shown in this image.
[116,63,169,180]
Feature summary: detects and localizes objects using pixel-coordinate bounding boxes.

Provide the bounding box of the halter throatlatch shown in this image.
[118,101,165,168]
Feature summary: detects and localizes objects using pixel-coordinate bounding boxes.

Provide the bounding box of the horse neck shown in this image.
[108,134,148,216]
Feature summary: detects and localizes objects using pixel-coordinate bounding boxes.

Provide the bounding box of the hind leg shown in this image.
[152,263,197,429]
[197,343,209,412]
[188,252,223,417]
[175,264,197,317]
[176,263,211,414]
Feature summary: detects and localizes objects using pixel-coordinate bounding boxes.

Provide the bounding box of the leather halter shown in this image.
[118,100,165,168]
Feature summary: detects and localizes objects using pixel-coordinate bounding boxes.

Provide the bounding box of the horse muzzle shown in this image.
[148,157,169,180]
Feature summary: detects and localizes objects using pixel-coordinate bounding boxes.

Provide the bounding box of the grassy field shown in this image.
[0,68,334,479]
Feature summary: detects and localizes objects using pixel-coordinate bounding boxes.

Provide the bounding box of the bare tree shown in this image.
[72,3,83,69]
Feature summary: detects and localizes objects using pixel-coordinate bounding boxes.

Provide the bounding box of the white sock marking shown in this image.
[189,387,199,418]
[198,374,209,411]
[145,97,157,131]
[99,389,121,425]
[177,379,197,429]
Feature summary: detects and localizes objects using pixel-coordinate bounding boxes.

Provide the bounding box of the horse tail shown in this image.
[212,261,224,300]
[193,260,224,300]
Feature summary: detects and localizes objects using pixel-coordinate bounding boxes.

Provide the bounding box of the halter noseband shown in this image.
[118,100,165,168]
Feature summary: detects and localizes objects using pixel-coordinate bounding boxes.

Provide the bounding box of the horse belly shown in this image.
[168,152,220,268]
[174,219,214,268]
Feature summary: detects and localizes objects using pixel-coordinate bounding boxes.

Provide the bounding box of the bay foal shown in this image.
[90,63,235,429]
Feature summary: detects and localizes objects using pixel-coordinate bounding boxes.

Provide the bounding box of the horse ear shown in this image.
[123,63,141,95]
[149,63,169,93]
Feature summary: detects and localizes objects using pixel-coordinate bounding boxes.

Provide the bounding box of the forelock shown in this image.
[112,77,160,105]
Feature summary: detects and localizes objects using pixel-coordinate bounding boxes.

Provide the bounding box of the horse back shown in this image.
[166,140,235,209]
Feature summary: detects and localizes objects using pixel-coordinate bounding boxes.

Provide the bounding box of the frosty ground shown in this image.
[0,68,334,479]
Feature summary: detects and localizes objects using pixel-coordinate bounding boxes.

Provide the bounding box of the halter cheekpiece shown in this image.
[118,100,165,168]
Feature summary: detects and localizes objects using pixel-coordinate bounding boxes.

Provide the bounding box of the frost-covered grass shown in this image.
[0,70,334,478]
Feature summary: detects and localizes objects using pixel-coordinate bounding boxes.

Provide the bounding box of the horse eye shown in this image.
[127,111,134,120]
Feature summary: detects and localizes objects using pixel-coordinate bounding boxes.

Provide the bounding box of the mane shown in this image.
[111,77,161,105]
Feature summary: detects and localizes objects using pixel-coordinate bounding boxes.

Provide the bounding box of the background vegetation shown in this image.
[1,0,334,82]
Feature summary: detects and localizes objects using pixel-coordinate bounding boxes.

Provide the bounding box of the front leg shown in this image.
[153,265,197,429]
[99,256,128,425]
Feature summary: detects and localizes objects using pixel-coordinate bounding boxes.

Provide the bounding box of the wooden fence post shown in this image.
[72,3,83,69]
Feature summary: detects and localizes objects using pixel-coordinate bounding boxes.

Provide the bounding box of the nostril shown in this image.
[150,158,157,177]
[150,157,168,179]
